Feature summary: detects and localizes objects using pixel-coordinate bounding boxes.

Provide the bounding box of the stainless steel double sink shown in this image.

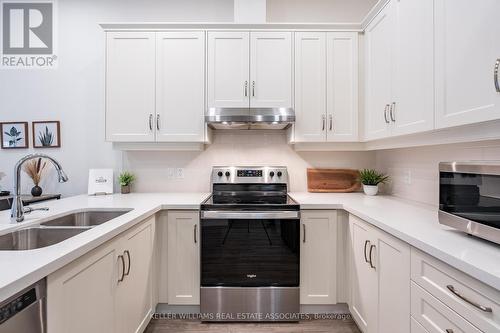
[0,209,132,251]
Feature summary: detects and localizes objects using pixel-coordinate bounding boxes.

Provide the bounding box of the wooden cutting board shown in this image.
[307,168,361,193]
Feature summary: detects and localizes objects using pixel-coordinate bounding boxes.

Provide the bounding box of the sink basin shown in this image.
[0,227,89,251]
[40,209,132,227]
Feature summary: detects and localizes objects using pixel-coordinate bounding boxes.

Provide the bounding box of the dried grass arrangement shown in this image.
[23,158,47,186]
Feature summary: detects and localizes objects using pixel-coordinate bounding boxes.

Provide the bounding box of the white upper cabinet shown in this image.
[207,32,250,108]
[156,31,205,142]
[326,32,359,142]
[294,32,328,142]
[434,0,500,128]
[250,32,293,108]
[364,3,394,141]
[392,0,434,136]
[106,32,156,142]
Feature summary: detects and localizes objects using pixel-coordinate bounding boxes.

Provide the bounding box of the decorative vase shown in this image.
[121,185,130,194]
[31,185,43,197]
[362,184,379,196]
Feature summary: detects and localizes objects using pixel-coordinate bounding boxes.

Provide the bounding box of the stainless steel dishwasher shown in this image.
[0,279,46,333]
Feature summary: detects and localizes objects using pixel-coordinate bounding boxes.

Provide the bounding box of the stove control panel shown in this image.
[211,166,288,185]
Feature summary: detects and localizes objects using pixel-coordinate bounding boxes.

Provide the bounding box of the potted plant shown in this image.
[118,171,135,194]
[358,169,389,196]
[23,158,47,197]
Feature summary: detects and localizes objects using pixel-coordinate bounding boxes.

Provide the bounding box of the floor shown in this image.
[145,319,361,333]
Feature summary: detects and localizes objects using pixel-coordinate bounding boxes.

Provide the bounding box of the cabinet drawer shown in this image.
[411,282,482,333]
[411,249,499,333]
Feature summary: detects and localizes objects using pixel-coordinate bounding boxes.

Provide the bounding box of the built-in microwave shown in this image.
[439,162,500,245]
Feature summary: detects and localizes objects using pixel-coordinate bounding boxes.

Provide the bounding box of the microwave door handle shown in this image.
[201,211,300,220]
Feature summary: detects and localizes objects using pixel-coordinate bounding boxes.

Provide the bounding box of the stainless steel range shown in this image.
[200,166,300,322]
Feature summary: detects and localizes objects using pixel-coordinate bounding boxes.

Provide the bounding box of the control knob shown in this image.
[277,171,282,177]
[269,171,275,177]
[217,171,223,177]
[225,171,230,177]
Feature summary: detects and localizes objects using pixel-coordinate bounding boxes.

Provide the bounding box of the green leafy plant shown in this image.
[4,126,23,147]
[118,171,135,186]
[38,126,54,146]
[358,169,389,186]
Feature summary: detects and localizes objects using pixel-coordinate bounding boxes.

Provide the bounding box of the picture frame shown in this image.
[33,121,61,148]
[1,122,29,149]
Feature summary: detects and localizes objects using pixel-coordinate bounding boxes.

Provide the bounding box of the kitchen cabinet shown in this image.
[156,31,205,142]
[364,0,434,140]
[434,0,500,128]
[47,216,155,333]
[349,214,410,333]
[207,31,292,109]
[294,32,359,142]
[106,32,156,142]
[106,31,205,143]
[167,211,200,305]
[300,210,337,304]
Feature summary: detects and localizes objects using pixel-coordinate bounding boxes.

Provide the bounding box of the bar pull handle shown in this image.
[302,224,306,243]
[156,114,160,131]
[124,250,131,276]
[369,245,376,269]
[364,240,371,263]
[329,115,333,131]
[384,105,390,124]
[244,81,248,97]
[446,329,454,333]
[117,255,125,282]
[446,285,493,313]
[149,114,153,131]
[322,115,326,131]
[390,102,396,122]
[252,81,255,97]
[495,59,500,93]
[194,224,198,244]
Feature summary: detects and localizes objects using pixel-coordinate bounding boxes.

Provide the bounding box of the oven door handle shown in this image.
[201,210,300,220]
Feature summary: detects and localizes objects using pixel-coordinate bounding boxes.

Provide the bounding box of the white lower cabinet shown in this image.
[300,210,338,304]
[349,214,410,333]
[47,216,155,333]
[167,211,200,305]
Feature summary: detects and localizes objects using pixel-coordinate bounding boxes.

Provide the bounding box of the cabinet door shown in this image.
[156,31,205,142]
[249,31,293,108]
[375,229,411,333]
[207,32,250,108]
[47,241,118,333]
[300,210,337,304]
[294,32,327,142]
[435,0,500,128]
[349,215,377,333]
[116,217,155,333]
[167,211,200,305]
[326,32,359,142]
[106,32,156,142]
[364,3,394,140]
[392,0,434,136]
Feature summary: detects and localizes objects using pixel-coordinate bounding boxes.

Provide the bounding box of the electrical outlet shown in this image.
[176,168,184,179]
[167,168,175,180]
[403,169,412,185]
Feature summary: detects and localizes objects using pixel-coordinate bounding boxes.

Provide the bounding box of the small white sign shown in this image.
[88,169,113,195]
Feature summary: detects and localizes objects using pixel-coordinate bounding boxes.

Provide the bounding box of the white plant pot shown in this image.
[363,184,379,196]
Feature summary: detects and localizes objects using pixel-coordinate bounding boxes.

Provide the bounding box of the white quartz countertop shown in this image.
[289,192,500,291]
[0,192,499,303]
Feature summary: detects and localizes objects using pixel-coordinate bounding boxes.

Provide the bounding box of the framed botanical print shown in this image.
[33,121,61,148]
[1,122,29,149]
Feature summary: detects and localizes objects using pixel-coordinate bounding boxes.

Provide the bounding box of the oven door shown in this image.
[200,210,300,287]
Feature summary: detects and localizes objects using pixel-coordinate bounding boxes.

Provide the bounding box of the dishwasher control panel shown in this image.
[0,287,37,324]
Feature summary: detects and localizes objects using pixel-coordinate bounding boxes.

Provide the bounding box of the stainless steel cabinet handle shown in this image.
[495,59,500,93]
[149,114,153,131]
[322,115,326,131]
[446,285,493,313]
[446,329,454,333]
[369,245,376,269]
[390,102,396,122]
[124,250,131,277]
[117,255,125,282]
[244,81,248,97]
[194,224,198,243]
[302,224,306,243]
[384,105,390,124]
[329,115,333,131]
[156,114,160,131]
[252,81,255,97]
[364,240,370,263]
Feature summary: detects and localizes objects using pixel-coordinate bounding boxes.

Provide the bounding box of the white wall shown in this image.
[375,139,500,206]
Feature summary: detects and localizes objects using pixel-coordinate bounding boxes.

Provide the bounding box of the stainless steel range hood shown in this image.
[206,107,295,130]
